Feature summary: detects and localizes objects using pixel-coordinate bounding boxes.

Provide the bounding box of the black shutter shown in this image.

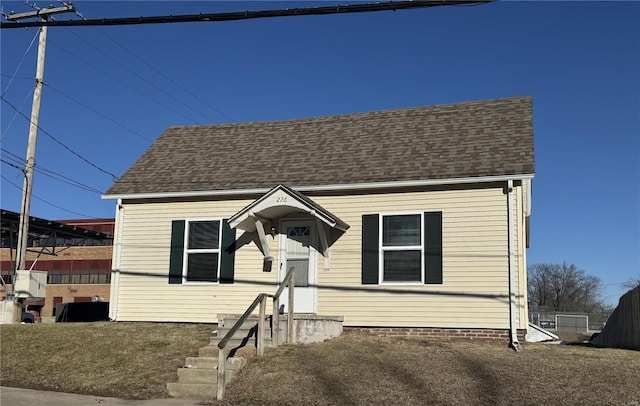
[362,214,379,284]
[424,212,443,284]
[169,220,185,284]
[219,219,236,284]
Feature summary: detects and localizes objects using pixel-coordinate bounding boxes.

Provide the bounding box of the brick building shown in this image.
[0,210,113,322]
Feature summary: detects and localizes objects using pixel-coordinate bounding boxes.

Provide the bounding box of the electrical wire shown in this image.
[65,27,217,124]
[45,83,154,144]
[1,174,96,218]
[0,95,119,180]
[1,87,32,141]
[45,37,202,125]
[1,28,39,96]
[2,148,103,192]
[1,1,495,29]
[1,73,33,80]
[93,27,236,123]
[1,153,104,194]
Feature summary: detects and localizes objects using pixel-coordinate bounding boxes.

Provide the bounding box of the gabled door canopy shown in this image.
[228,184,349,233]
[228,185,349,272]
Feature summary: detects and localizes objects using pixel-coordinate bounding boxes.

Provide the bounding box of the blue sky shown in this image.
[1,1,638,305]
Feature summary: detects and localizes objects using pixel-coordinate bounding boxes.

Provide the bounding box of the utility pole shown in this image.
[5,3,77,296]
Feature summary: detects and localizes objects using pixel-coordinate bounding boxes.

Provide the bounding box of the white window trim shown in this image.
[182,218,222,285]
[379,212,424,285]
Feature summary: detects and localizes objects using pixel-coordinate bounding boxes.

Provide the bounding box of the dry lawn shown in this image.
[0,322,211,399]
[2,323,639,405]
[214,335,640,406]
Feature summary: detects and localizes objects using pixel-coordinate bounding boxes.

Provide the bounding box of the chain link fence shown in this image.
[529,310,611,333]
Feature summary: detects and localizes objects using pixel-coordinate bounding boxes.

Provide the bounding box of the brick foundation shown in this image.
[343,326,526,344]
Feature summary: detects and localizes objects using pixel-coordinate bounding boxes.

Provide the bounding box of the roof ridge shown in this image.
[165,95,532,130]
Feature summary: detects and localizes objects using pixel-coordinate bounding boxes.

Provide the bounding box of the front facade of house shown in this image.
[105,96,534,341]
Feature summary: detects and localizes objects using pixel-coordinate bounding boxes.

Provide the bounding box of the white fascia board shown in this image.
[102,174,535,201]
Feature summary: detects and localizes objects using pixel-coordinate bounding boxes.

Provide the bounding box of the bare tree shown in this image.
[528,262,605,312]
[623,274,640,290]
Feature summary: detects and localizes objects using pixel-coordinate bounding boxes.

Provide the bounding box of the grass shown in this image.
[213,335,640,406]
[555,331,593,343]
[0,322,212,399]
[2,323,639,405]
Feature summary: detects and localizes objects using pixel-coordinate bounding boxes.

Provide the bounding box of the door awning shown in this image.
[228,184,349,232]
[228,185,348,272]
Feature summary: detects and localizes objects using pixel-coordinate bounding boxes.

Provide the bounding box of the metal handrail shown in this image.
[216,267,295,400]
[271,267,296,299]
[217,267,295,350]
[217,293,266,350]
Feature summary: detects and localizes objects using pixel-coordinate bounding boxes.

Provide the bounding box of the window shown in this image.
[362,212,442,285]
[184,220,221,283]
[381,214,422,283]
[169,219,236,285]
[1,271,13,284]
[46,269,109,284]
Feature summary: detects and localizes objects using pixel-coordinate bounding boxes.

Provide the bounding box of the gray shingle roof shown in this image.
[106,96,534,196]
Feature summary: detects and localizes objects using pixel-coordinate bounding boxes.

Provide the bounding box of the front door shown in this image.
[279,220,317,313]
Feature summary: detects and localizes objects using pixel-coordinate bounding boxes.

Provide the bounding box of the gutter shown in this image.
[102,174,535,201]
[109,199,125,321]
[506,180,521,351]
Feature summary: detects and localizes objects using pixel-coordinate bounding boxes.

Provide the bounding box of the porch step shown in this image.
[212,314,275,350]
[185,356,246,370]
[166,355,246,399]
[166,383,216,399]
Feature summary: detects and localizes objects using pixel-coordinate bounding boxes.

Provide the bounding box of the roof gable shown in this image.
[106,96,534,197]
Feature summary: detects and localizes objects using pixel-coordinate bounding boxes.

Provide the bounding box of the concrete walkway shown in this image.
[0,387,206,406]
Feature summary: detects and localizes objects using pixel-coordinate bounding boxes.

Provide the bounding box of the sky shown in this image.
[1,1,638,305]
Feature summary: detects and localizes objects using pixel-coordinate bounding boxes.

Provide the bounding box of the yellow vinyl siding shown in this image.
[312,187,519,329]
[113,185,528,329]
[114,199,280,322]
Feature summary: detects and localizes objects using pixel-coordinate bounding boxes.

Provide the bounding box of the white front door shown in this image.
[279,220,317,313]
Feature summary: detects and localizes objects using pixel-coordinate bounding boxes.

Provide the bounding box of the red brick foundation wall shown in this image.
[343,327,526,343]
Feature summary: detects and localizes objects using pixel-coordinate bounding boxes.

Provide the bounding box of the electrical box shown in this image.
[13,270,47,298]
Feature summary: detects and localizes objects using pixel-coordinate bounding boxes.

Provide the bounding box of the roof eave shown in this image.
[102,173,535,201]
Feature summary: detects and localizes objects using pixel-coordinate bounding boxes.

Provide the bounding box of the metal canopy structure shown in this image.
[1,209,113,256]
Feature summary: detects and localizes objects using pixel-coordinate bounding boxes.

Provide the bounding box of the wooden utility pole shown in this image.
[5,4,76,294]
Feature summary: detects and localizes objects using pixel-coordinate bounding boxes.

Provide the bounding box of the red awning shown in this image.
[23,297,45,307]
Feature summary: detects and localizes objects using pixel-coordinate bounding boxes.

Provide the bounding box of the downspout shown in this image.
[506,180,521,351]
[109,199,124,321]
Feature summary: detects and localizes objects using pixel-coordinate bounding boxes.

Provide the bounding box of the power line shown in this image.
[1,28,39,95]
[93,27,236,123]
[45,36,202,125]
[1,73,33,80]
[64,27,217,124]
[1,158,22,171]
[1,1,494,29]
[2,150,105,194]
[1,150,104,194]
[1,87,32,140]
[45,83,153,143]
[1,174,96,218]
[0,95,119,180]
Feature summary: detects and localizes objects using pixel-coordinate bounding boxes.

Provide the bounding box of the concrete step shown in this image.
[217,315,264,329]
[166,382,216,399]
[177,367,241,384]
[184,356,246,370]
[209,335,273,347]
[177,367,217,384]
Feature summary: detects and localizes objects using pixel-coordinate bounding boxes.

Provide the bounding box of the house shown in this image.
[0,210,114,322]
[103,96,534,347]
